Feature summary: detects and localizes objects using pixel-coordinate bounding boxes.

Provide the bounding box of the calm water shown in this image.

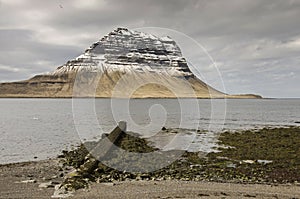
[0,98,299,164]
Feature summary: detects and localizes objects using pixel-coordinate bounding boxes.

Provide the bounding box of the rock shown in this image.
[216,156,230,160]
[226,162,236,168]
[135,175,142,181]
[51,185,74,198]
[243,194,256,198]
[39,181,55,188]
[242,160,255,164]
[64,170,78,179]
[42,177,52,181]
[118,121,127,132]
[20,179,36,183]
[257,160,273,164]
[102,182,115,186]
[140,174,150,180]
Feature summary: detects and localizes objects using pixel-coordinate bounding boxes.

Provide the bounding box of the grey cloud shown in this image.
[0,0,299,97]
[0,28,80,80]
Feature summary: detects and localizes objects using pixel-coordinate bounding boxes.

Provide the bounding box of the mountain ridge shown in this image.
[0,28,262,99]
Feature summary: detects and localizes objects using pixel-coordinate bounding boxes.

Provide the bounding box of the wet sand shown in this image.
[0,159,63,198]
[0,159,299,199]
[74,181,300,199]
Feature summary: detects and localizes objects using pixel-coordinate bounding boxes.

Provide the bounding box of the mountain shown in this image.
[0,28,261,98]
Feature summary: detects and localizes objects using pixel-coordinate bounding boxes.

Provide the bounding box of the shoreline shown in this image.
[1,126,300,198]
[0,159,299,198]
[2,97,300,100]
[0,96,262,99]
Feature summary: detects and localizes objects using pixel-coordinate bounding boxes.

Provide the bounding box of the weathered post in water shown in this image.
[54,121,127,196]
[79,121,127,173]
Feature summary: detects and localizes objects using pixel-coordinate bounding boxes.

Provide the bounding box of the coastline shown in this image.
[1,126,300,198]
[1,159,299,198]
[0,95,262,99]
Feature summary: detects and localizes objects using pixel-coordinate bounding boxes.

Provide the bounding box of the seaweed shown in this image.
[58,126,300,191]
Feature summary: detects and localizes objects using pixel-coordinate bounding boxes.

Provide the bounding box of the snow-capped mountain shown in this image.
[0,28,261,98]
[52,27,191,77]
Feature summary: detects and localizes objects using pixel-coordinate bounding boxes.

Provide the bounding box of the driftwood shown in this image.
[79,121,127,173]
[53,121,127,197]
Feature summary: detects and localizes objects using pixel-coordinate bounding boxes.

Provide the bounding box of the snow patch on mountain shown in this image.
[51,28,193,77]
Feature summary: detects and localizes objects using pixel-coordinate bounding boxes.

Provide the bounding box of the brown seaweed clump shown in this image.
[57,125,300,192]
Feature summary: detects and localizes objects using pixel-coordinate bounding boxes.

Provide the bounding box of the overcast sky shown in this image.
[0,0,299,98]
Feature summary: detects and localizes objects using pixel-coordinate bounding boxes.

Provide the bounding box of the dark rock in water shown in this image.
[295,121,300,124]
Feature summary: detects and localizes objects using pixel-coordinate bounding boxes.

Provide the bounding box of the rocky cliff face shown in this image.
[0,28,261,98]
[53,27,191,77]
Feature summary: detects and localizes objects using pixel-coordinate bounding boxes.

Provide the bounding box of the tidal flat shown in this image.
[57,126,300,192]
[1,126,299,198]
[207,126,300,184]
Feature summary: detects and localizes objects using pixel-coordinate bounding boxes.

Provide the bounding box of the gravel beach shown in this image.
[0,159,299,199]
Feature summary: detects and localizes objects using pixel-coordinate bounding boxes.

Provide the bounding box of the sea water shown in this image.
[0,98,299,164]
